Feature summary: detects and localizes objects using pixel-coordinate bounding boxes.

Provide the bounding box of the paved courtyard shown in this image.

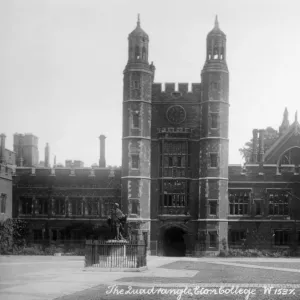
[1,255,300,300]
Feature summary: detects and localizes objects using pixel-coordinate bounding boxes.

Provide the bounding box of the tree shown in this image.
[239,127,279,163]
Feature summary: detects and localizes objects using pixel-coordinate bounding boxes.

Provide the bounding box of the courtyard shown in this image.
[0,255,300,300]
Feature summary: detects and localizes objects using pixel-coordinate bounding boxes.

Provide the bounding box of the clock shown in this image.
[166,105,186,125]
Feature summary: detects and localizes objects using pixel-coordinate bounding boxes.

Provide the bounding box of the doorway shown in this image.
[163,227,186,256]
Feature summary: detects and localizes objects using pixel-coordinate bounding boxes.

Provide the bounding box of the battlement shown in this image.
[152,82,201,94]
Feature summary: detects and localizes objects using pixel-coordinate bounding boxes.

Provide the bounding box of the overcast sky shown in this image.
[1,0,300,167]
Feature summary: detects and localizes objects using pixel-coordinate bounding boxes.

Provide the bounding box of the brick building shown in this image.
[10,16,300,255]
[12,136,121,243]
[121,16,300,256]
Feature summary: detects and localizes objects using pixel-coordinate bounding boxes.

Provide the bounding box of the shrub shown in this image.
[16,246,44,255]
[0,218,29,255]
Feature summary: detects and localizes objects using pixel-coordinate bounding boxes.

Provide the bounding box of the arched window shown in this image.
[135,46,140,59]
[278,147,300,166]
[142,47,146,60]
[213,46,218,59]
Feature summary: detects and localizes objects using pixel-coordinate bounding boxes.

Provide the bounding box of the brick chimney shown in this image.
[99,135,106,168]
[45,143,50,167]
[0,134,6,164]
[258,129,265,163]
[252,129,258,163]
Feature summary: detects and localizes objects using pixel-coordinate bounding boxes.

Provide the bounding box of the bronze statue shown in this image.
[107,203,127,240]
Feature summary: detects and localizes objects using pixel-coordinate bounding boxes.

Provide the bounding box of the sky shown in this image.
[1,0,300,167]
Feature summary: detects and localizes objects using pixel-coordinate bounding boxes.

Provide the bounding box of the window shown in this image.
[37,198,48,215]
[161,141,188,177]
[211,114,218,129]
[21,197,32,215]
[254,200,262,215]
[0,194,6,213]
[135,46,140,59]
[229,191,250,215]
[133,80,140,89]
[86,199,99,215]
[71,198,82,215]
[131,155,139,169]
[163,180,186,207]
[268,191,289,216]
[209,201,217,215]
[210,153,218,168]
[274,230,290,246]
[230,231,246,245]
[177,156,182,167]
[131,199,139,215]
[209,232,217,247]
[132,113,139,128]
[54,198,65,215]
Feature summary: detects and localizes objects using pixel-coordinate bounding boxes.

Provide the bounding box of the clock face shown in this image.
[166,105,186,125]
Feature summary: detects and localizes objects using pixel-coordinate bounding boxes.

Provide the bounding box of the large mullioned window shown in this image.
[268,191,289,216]
[162,180,187,207]
[161,141,189,178]
[229,190,250,215]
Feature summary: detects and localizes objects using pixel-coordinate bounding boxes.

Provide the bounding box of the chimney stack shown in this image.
[252,129,258,163]
[99,135,106,168]
[0,134,6,164]
[45,143,50,167]
[258,129,265,163]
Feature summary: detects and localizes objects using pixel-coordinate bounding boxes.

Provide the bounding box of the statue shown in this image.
[107,203,127,240]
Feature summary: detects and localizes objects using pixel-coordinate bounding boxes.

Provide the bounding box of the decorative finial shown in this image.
[137,13,140,27]
[214,15,219,29]
[295,111,298,122]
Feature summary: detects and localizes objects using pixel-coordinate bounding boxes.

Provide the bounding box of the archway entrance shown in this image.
[163,227,186,257]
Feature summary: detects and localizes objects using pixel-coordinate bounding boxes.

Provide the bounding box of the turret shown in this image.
[122,15,154,246]
[199,16,229,250]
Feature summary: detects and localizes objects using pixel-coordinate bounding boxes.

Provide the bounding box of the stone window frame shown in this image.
[131,154,140,169]
[272,229,292,247]
[36,197,49,215]
[162,179,187,208]
[129,198,140,216]
[208,230,218,248]
[208,199,218,217]
[267,189,290,217]
[228,189,251,216]
[19,196,32,215]
[210,113,219,129]
[132,111,140,129]
[209,152,218,168]
[229,230,246,246]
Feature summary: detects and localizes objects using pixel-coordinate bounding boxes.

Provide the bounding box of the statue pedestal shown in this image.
[104,240,132,268]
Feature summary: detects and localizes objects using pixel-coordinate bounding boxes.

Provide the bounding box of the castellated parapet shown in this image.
[152,82,201,97]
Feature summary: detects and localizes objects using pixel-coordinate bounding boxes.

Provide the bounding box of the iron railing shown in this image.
[85,240,147,268]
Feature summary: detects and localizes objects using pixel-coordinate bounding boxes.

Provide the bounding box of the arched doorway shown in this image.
[163,227,186,257]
